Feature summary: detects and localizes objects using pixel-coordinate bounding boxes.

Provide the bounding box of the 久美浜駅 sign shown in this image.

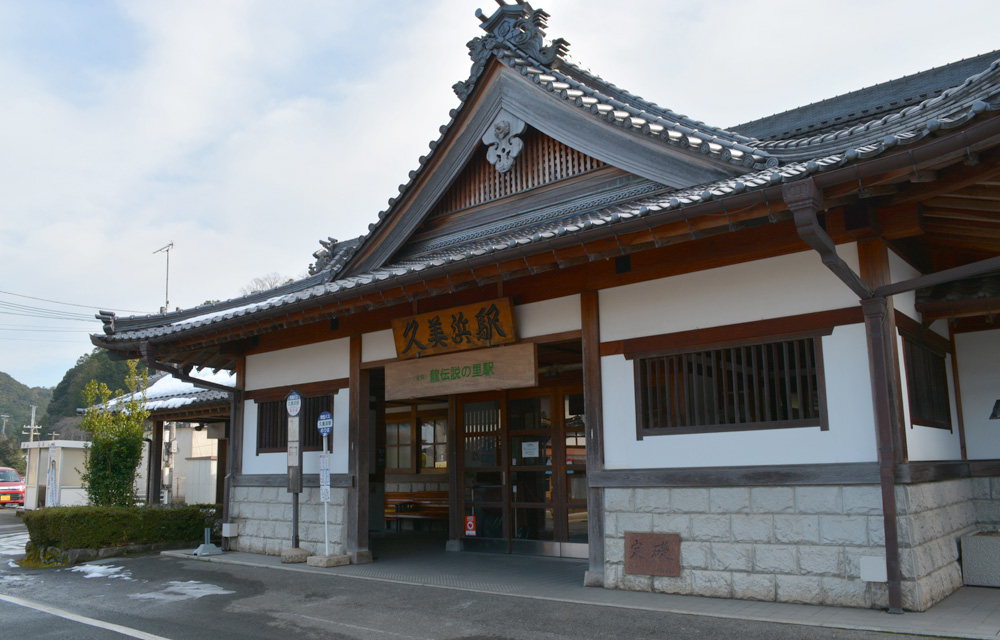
[390,298,516,359]
[384,343,537,400]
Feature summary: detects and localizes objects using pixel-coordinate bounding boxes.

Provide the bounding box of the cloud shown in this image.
[1,0,998,387]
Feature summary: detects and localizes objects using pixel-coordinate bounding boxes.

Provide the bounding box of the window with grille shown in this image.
[902,336,951,430]
[256,394,332,453]
[634,334,828,436]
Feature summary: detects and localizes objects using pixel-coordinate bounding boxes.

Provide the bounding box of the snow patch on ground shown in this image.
[129,580,235,602]
[70,564,133,580]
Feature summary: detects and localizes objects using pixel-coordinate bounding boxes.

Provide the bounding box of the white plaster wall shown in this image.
[602,324,877,469]
[515,294,581,337]
[599,245,860,341]
[898,333,963,461]
[241,388,350,475]
[957,330,1000,460]
[363,329,396,362]
[244,338,350,390]
[888,249,921,324]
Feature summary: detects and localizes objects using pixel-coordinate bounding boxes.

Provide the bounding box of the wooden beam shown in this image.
[581,291,605,584]
[889,151,1000,206]
[590,463,880,488]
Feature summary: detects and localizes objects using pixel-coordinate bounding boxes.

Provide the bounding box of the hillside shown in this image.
[45,348,147,422]
[0,371,51,439]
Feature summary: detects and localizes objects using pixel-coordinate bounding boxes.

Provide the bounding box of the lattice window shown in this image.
[256,395,331,453]
[902,336,951,430]
[429,128,604,217]
[634,335,828,436]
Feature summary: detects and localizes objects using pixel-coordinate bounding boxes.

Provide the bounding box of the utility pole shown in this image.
[154,242,174,313]
[22,405,40,442]
[0,414,9,437]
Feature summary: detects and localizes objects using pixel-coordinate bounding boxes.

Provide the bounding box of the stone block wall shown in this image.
[896,479,978,611]
[230,485,347,556]
[604,485,889,608]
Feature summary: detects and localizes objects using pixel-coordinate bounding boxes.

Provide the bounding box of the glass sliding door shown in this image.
[458,385,586,557]
[460,396,507,552]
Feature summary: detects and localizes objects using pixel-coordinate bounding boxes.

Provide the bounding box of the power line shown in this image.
[0,309,99,323]
[0,289,152,314]
[0,325,94,332]
[0,337,93,343]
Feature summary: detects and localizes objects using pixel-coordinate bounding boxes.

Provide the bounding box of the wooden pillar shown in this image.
[221,357,245,551]
[858,239,908,464]
[858,239,905,614]
[447,394,462,550]
[581,291,606,586]
[347,335,372,563]
[150,419,163,505]
[861,297,905,613]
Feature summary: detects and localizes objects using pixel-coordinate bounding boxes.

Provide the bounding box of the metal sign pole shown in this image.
[317,409,333,558]
[323,434,329,556]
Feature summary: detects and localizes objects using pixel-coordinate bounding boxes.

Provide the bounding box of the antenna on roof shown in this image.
[153,242,174,313]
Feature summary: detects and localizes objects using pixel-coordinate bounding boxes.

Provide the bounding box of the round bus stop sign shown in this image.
[317,410,333,436]
[286,390,302,417]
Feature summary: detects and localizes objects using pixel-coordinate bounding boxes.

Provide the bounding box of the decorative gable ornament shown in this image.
[453,1,569,101]
[483,111,527,173]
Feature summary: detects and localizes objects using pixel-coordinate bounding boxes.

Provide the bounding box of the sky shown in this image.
[1,0,998,390]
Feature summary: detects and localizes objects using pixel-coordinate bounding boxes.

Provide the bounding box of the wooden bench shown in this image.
[385,491,449,531]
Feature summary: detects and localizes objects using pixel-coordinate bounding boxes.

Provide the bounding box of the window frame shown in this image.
[385,406,448,476]
[900,331,953,431]
[249,381,345,455]
[629,329,831,438]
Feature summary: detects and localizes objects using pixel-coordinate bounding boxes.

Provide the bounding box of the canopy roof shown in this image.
[92,1,1000,370]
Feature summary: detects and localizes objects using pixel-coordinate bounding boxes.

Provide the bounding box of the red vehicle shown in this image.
[0,467,24,507]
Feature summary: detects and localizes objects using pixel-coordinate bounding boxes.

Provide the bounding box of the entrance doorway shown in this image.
[459,385,587,557]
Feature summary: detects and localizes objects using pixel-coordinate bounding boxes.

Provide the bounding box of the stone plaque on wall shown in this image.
[624,532,681,577]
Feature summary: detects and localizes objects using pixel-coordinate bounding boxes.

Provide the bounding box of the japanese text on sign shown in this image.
[391,298,516,359]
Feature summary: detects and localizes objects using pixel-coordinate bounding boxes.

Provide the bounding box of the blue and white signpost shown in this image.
[286,390,302,550]
[317,410,333,556]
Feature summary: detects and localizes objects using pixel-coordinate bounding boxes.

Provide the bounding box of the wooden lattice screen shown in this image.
[429,128,604,217]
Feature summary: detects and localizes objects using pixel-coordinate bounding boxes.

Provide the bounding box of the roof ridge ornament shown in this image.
[454,1,569,101]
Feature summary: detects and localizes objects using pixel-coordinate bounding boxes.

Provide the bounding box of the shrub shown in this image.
[22,504,220,550]
[80,361,149,506]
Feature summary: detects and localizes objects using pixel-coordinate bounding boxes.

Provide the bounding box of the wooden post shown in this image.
[581,291,606,586]
[447,394,462,550]
[347,335,372,563]
[861,297,904,613]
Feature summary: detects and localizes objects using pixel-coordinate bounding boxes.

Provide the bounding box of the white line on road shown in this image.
[0,593,174,640]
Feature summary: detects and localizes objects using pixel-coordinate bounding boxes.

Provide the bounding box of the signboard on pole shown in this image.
[317,411,333,436]
[286,390,302,494]
[46,442,58,507]
[319,453,331,503]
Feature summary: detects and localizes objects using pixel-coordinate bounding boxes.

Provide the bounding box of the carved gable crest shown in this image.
[482,111,527,173]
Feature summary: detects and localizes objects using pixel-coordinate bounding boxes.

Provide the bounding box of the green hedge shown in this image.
[22,504,221,550]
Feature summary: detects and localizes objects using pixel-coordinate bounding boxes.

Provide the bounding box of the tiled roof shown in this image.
[99,370,234,414]
[91,1,1000,349]
[731,51,1000,142]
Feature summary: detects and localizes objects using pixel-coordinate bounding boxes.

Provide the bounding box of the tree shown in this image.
[0,435,25,474]
[46,349,146,423]
[79,360,149,506]
[239,272,293,296]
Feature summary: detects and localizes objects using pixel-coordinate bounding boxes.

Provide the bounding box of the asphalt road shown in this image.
[0,550,944,640]
[0,505,26,534]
